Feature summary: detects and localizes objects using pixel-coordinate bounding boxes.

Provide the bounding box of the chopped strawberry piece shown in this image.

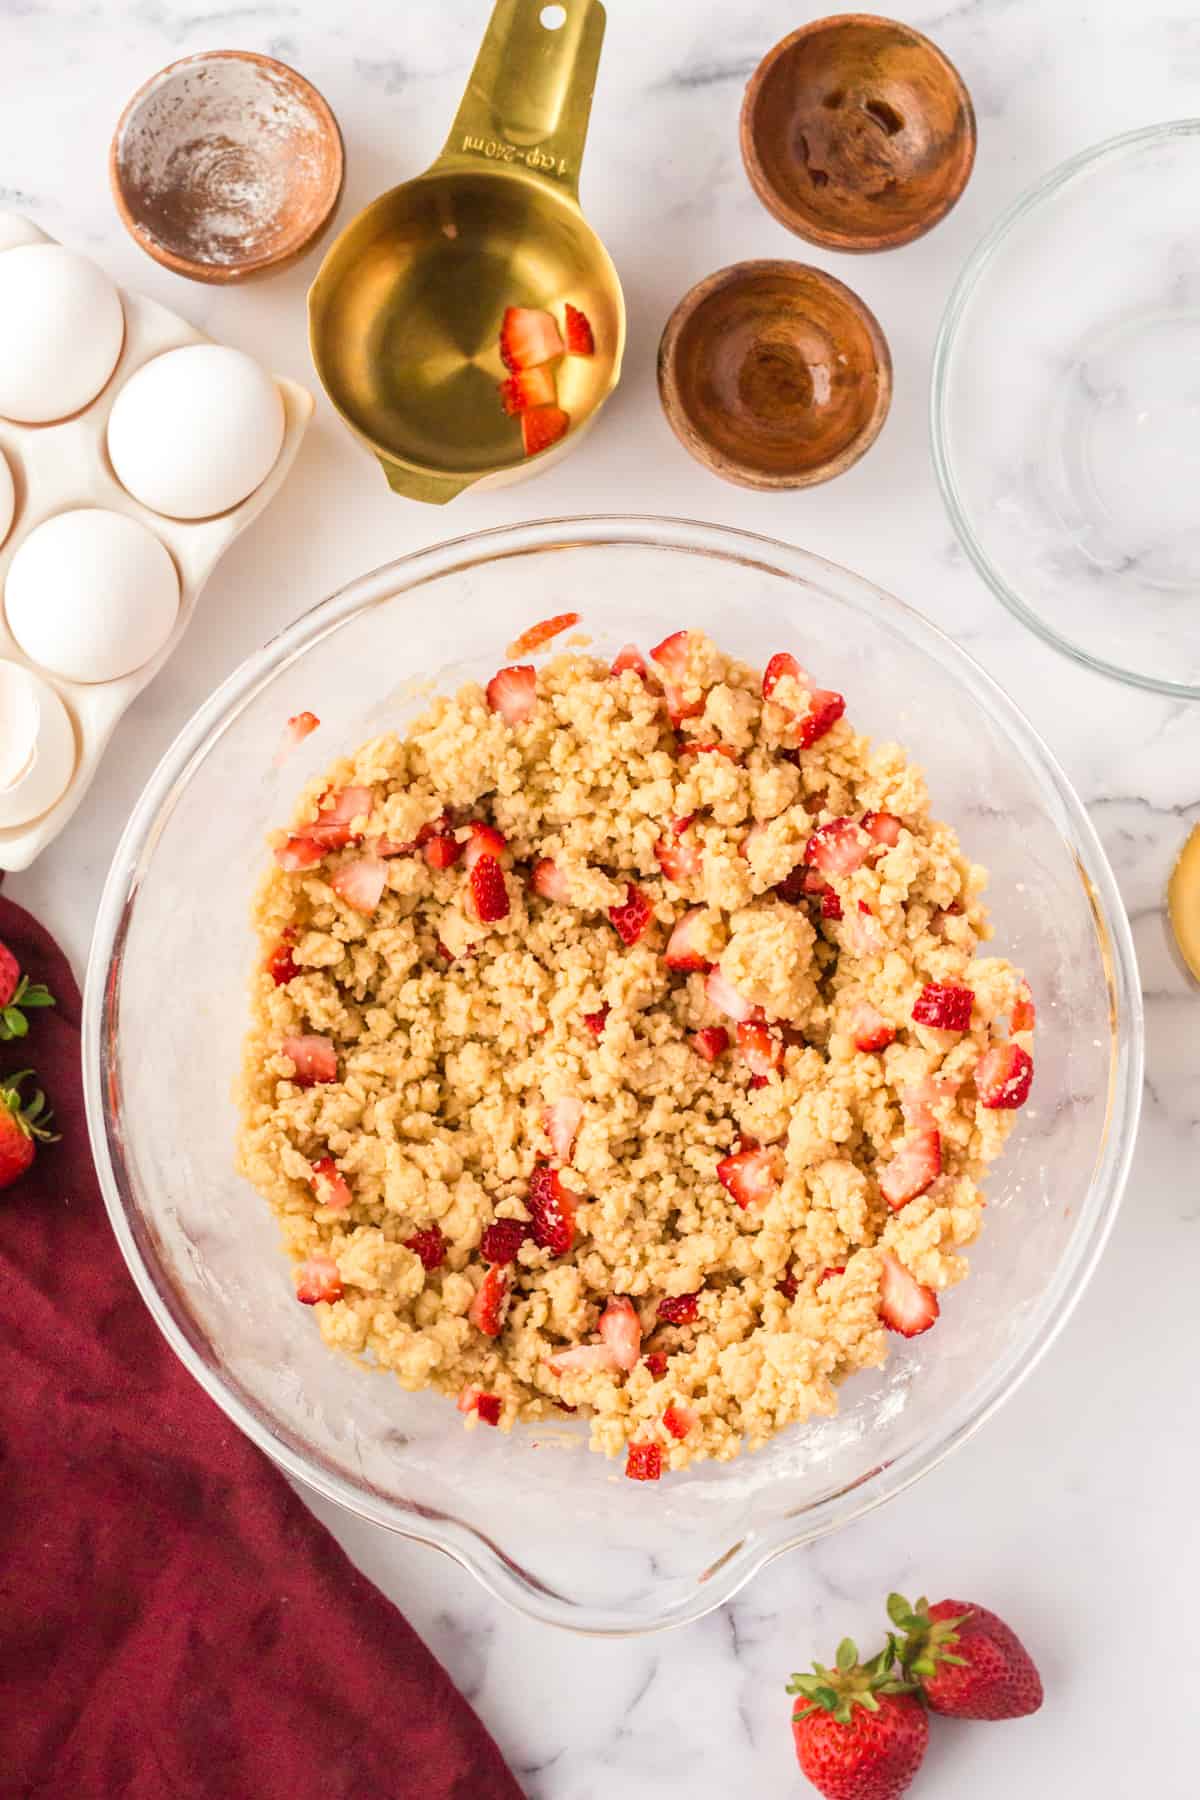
[481,1218,529,1265]
[777,1271,799,1301]
[475,1393,502,1426]
[976,1042,1034,1109]
[879,1125,941,1209]
[821,889,844,921]
[736,1020,783,1078]
[775,863,811,906]
[528,1163,576,1255]
[762,650,804,702]
[373,836,414,858]
[563,302,595,356]
[655,832,703,887]
[609,882,653,945]
[716,1144,779,1209]
[498,364,558,415]
[531,857,571,902]
[486,663,537,724]
[268,936,299,986]
[689,1025,729,1063]
[404,1226,447,1271]
[470,854,510,923]
[818,1265,846,1286]
[274,710,320,766]
[625,1442,662,1482]
[330,854,387,914]
[862,810,903,847]
[457,1383,481,1414]
[296,1253,342,1306]
[1011,981,1036,1033]
[509,610,581,654]
[841,905,884,957]
[275,835,325,872]
[582,1006,609,1036]
[648,630,703,724]
[611,643,648,679]
[521,404,570,456]
[310,1155,352,1211]
[281,1034,337,1087]
[543,1094,583,1163]
[912,982,974,1032]
[851,1002,895,1053]
[499,305,564,370]
[704,967,758,1023]
[677,740,741,762]
[796,689,846,748]
[462,820,508,870]
[422,832,463,870]
[878,1250,939,1337]
[748,1074,769,1090]
[648,630,692,682]
[643,1351,668,1378]
[599,1295,643,1370]
[547,1342,618,1375]
[804,817,871,877]
[657,1292,699,1325]
[663,907,710,971]
[663,1401,698,1441]
[468,1264,511,1337]
[761,653,844,746]
[309,786,374,848]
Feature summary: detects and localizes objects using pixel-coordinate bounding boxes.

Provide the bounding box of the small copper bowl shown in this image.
[740,15,976,253]
[111,51,344,284]
[657,260,891,490]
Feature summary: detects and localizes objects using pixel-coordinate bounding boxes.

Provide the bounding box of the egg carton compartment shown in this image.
[0,211,313,870]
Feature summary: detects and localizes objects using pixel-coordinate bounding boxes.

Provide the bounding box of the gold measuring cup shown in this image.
[309,0,625,503]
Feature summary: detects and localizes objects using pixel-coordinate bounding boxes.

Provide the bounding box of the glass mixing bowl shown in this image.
[932,120,1200,696]
[83,516,1142,1634]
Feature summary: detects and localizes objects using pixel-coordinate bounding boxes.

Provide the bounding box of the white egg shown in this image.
[0,246,125,424]
[0,659,76,827]
[0,211,49,254]
[0,447,13,549]
[4,509,179,685]
[107,344,285,519]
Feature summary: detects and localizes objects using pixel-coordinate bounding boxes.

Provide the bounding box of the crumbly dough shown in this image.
[238,632,1033,1474]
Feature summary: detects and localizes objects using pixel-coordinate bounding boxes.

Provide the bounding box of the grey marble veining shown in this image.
[4,1,1198,1794]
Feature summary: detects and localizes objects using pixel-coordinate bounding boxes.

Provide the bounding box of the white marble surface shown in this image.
[4,1,1198,1793]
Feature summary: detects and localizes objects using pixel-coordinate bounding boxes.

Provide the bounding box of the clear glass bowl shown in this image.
[932,120,1200,697]
[83,516,1143,1634]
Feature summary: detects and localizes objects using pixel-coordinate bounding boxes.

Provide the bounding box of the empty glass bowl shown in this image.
[83,516,1142,1633]
[933,120,1200,696]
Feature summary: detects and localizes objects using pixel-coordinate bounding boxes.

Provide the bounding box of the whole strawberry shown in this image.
[0,1070,58,1190]
[0,939,56,1042]
[889,1593,1043,1721]
[788,1639,928,1800]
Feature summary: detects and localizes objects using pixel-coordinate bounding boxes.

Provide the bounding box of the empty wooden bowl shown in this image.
[740,15,976,253]
[111,51,344,283]
[657,260,891,490]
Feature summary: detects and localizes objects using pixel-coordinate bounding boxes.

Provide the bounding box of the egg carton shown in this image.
[0,212,313,871]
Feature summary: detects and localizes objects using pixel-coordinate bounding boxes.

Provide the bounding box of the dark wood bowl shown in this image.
[657,260,891,490]
[740,15,976,253]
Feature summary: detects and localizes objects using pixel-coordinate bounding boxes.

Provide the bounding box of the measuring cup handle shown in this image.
[436,0,607,201]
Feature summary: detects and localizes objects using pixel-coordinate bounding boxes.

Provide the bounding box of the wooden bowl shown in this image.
[111,52,344,284]
[657,260,891,490]
[740,15,976,253]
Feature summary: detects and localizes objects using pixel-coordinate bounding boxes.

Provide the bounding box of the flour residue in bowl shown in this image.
[116,58,339,270]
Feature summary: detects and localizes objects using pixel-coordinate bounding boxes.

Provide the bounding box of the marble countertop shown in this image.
[5,1,1197,1793]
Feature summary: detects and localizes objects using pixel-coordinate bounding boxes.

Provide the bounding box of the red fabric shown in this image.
[0,894,524,1800]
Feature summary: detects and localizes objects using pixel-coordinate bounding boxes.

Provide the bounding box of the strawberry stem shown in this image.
[888,1593,972,1681]
[1,1070,60,1143]
[786,1637,916,1724]
[0,975,56,1042]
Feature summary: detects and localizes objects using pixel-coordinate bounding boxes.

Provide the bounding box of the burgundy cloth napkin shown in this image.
[0,893,524,1800]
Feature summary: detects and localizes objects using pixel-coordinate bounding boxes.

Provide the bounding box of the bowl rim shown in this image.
[930,117,1200,699]
[109,49,346,285]
[82,514,1144,1635]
